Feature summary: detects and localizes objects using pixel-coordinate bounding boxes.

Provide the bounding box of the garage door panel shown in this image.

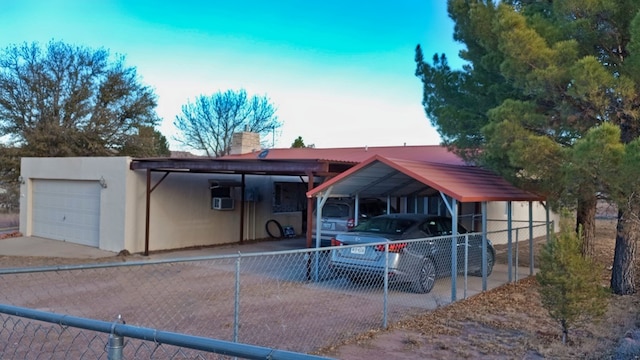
[32,180,100,247]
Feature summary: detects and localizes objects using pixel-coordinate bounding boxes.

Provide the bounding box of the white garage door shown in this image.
[32,180,101,247]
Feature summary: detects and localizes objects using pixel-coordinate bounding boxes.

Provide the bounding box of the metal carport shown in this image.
[130,156,355,255]
[306,155,546,301]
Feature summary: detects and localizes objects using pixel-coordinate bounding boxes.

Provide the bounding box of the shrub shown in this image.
[536,220,609,344]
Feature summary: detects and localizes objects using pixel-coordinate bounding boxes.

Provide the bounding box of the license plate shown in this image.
[351,246,366,255]
[322,222,334,230]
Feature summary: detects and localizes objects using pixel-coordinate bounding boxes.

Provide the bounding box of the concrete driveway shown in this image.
[0,235,309,260]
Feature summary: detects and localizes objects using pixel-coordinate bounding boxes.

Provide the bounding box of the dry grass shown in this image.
[2,213,638,358]
[327,219,640,359]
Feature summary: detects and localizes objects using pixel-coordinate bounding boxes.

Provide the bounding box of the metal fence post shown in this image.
[107,333,124,360]
[529,202,534,276]
[383,243,389,329]
[464,234,468,299]
[515,229,519,282]
[234,253,241,343]
[107,315,124,360]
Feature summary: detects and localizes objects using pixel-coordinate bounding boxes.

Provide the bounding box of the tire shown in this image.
[471,250,495,277]
[412,257,436,293]
[265,219,284,238]
[347,274,367,284]
[486,249,495,276]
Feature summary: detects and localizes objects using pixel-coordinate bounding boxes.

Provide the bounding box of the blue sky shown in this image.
[1,1,465,150]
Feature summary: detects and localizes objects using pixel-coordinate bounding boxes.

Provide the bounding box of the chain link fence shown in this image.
[0,222,550,358]
[0,304,330,359]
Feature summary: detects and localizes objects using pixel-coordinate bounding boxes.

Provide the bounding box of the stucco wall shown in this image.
[127,172,305,253]
[131,172,244,252]
[485,201,560,244]
[20,157,557,253]
[19,157,306,254]
[19,157,131,252]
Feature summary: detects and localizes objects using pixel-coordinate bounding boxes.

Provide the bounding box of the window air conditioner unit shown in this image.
[212,197,234,210]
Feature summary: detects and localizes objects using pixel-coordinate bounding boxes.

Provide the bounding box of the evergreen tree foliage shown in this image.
[0,40,162,157]
[291,136,306,148]
[415,0,640,292]
[119,126,170,157]
[536,217,608,344]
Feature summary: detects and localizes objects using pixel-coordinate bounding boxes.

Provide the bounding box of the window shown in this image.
[273,182,307,213]
[211,186,231,198]
[427,196,441,215]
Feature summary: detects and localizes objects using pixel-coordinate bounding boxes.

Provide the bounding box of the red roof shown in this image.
[223,145,543,202]
[306,155,544,203]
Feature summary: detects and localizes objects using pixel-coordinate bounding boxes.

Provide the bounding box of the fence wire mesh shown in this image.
[0,311,291,360]
[0,223,549,358]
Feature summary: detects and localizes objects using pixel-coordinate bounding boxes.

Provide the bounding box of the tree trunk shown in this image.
[576,195,597,258]
[610,208,637,295]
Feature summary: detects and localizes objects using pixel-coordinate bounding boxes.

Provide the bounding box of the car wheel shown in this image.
[412,257,436,293]
[486,250,495,276]
[472,250,495,277]
[347,274,368,284]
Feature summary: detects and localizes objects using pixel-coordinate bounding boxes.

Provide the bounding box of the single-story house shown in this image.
[18,132,558,254]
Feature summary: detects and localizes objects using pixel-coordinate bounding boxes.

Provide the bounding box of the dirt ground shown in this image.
[2,214,639,359]
[324,219,640,359]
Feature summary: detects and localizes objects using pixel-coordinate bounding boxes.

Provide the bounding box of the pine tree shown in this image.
[536,218,608,344]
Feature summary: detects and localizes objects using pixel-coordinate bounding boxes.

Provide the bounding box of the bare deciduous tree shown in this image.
[174,89,280,157]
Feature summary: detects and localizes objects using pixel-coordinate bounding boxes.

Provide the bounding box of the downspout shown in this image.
[239,173,245,244]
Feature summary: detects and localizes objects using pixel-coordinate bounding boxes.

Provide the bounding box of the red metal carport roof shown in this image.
[306,155,544,203]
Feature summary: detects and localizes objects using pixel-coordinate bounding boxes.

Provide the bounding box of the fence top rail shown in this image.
[0,303,334,360]
[0,221,550,275]
[486,219,548,223]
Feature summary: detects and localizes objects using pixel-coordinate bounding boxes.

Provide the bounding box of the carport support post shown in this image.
[529,201,534,276]
[507,201,513,283]
[306,172,314,248]
[450,200,458,302]
[144,169,151,256]
[239,174,245,244]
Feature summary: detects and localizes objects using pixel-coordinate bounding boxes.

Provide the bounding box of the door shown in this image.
[32,180,101,247]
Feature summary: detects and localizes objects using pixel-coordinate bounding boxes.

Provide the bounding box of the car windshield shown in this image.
[351,217,416,235]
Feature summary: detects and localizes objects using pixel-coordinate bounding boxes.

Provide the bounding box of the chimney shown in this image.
[230,131,261,155]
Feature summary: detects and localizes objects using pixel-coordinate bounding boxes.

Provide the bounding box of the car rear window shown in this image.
[322,203,350,218]
[352,217,416,234]
[422,218,468,236]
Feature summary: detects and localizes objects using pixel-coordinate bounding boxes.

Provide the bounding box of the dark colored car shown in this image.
[329,214,495,293]
[311,198,395,246]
